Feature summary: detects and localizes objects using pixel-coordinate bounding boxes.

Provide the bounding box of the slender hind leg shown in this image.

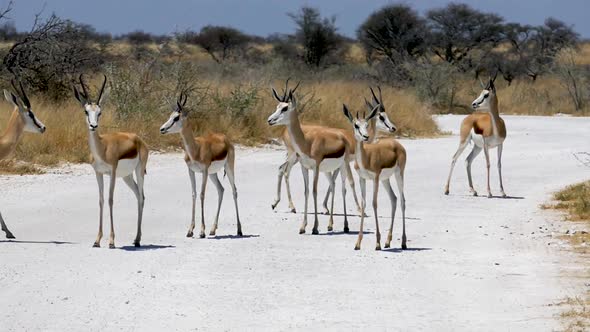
[208,173,225,236]
[323,171,336,215]
[311,165,320,235]
[354,178,367,250]
[372,176,382,251]
[465,145,482,196]
[340,165,349,233]
[482,138,492,198]
[186,168,197,237]
[394,169,407,249]
[344,162,362,215]
[283,154,298,213]
[123,174,143,247]
[199,170,209,238]
[299,165,309,234]
[93,173,104,247]
[382,179,397,249]
[0,211,15,239]
[497,144,506,197]
[272,161,287,210]
[445,138,470,195]
[326,171,338,231]
[225,165,242,236]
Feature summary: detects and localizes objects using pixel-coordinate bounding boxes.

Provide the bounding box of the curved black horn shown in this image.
[370,87,379,104]
[283,77,291,101]
[18,80,31,108]
[79,74,89,100]
[290,81,301,94]
[97,74,107,104]
[377,86,383,104]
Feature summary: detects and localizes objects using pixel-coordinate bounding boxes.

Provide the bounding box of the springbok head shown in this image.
[472,73,498,111]
[365,86,397,133]
[342,103,380,142]
[267,78,301,126]
[73,74,108,131]
[3,80,46,134]
[160,92,188,134]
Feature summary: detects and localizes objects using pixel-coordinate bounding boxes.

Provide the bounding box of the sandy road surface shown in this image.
[1,115,589,331]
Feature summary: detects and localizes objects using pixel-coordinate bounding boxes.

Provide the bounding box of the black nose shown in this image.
[160,128,166,134]
[472,103,477,108]
[40,126,46,133]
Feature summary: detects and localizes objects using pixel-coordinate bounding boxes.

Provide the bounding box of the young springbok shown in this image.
[73,75,149,248]
[268,80,352,234]
[0,80,46,239]
[444,75,507,198]
[160,92,242,238]
[342,103,407,250]
[271,87,397,216]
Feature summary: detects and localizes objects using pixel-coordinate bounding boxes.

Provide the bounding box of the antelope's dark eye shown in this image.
[173,115,180,121]
[354,123,359,129]
[484,93,489,98]
[84,110,88,115]
[379,115,385,121]
[281,106,289,113]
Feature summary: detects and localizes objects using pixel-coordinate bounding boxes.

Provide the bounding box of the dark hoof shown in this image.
[312,229,319,235]
[5,232,15,239]
[401,243,407,250]
[384,243,390,248]
[375,246,381,251]
[473,192,478,197]
[354,246,360,251]
[271,203,278,210]
[199,233,206,239]
[299,229,305,234]
[444,190,449,195]
[134,242,140,248]
[186,231,193,238]
[290,208,297,214]
[327,226,333,232]
[209,231,216,236]
[487,194,493,198]
[237,231,243,237]
[92,242,100,248]
[109,243,115,249]
[343,227,350,234]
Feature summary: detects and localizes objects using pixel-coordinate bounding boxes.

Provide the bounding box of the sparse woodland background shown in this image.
[0,2,588,171]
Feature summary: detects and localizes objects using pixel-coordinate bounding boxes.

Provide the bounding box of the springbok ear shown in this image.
[98,87,109,106]
[288,90,297,107]
[366,104,380,120]
[342,104,353,123]
[73,86,86,106]
[4,89,19,107]
[272,87,282,102]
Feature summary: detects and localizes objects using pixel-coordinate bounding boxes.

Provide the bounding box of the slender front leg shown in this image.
[225,165,242,236]
[340,165,349,233]
[0,211,15,239]
[135,169,145,248]
[445,140,469,195]
[107,168,117,249]
[199,169,209,238]
[187,168,197,237]
[209,173,225,236]
[299,165,309,234]
[382,179,397,249]
[122,174,142,247]
[272,161,287,210]
[355,178,367,250]
[372,176,381,250]
[482,138,492,198]
[394,170,407,249]
[284,155,298,213]
[311,165,321,235]
[497,144,506,197]
[93,173,105,247]
[344,162,362,215]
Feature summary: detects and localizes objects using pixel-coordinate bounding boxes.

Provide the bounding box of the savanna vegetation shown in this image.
[0,1,587,173]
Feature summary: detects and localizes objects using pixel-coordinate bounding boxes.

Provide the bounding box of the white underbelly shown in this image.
[93,157,139,177]
[471,131,504,149]
[187,159,226,174]
[358,166,398,180]
[299,155,344,172]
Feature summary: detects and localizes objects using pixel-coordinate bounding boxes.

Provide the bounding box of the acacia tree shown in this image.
[185,25,251,63]
[426,3,504,69]
[288,6,344,68]
[357,4,426,65]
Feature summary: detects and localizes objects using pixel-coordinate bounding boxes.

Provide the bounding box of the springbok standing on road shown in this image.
[268,80,353,234]
[444,75,507,198]
[271,87,397,216]
[342,103,407,250]
[160,92,243,238]
[73,75,149,248]
[0,80,46,239]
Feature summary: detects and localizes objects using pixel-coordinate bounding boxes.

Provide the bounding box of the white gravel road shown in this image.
[1,115,589,331]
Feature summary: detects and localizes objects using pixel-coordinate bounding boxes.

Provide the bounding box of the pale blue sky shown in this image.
[7,0,590,37]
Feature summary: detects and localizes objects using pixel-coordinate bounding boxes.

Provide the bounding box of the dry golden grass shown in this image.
[544,181,590,331]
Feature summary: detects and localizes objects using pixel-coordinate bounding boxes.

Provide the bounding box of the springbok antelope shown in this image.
[271,87,397,216]
[342,103,407,250]
[444,75,507,198]
[73,75,149,248]
[0,80,46,239]
[160,92,242,238]
[268,80,352,234]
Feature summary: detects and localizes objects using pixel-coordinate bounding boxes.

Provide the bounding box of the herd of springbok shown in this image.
[0,74,507,250]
